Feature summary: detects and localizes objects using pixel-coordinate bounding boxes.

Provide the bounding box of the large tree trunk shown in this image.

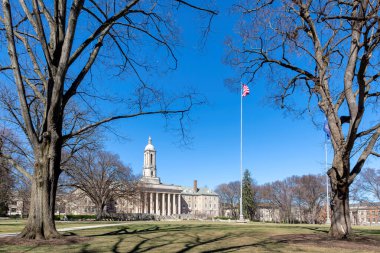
[328,158,352,239]
[18,142,62,239]
[96,203,106,220]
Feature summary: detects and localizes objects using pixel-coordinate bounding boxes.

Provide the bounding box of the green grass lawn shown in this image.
[1,221,380,252]
[0,219,126,234]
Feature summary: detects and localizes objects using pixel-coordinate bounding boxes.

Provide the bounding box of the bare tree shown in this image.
[228,0,380,238]
[255,175,325,224]
[215,181,240,218]
[293,174,326,224]
[63,150,139,220]
[0,0,216,239]
[354,168,380,202]
[271,179,295,223]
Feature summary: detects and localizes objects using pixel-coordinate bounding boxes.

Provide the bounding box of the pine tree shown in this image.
[242,169,255,220]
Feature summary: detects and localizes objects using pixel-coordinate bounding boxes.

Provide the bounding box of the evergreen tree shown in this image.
[242,169,255,220]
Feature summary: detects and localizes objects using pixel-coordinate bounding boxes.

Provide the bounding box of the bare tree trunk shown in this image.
[96,204,106,221]
[18,141,62,239]
[328,158,352,239]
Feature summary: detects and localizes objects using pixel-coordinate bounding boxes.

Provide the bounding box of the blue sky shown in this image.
[100,2,377,190]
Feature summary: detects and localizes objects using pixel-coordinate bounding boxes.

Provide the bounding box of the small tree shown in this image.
[242,169,255,220]
[292,175,326,224]
[63,150,139,220]
[354,168,380,202]
[215,181,241,218]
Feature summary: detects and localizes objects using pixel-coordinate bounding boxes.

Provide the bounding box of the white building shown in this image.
[137,137,219,218]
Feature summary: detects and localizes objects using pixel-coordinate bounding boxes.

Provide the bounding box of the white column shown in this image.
[134,200,138,213]
[143,192,148,213]
[168,194,172,215]
[155,192,159,215]
[178,194,181,215]
[162,193,166,216]
[173,194,177,215]
[150,192,154,214]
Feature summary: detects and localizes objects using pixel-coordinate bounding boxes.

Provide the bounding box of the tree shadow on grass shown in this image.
[87,226,183,253]
[303,226,329,233]
[91,225,160,237]
[80,225,286,253]
[88,224,216,238]
[354,228,380,236]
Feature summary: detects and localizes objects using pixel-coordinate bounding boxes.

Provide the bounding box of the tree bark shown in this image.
[18,141,62,239]
[328,158,352,239]
[96,204,106,221]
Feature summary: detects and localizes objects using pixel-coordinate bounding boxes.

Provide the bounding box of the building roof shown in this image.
[350,202,380,208]
[181,186,218,196]
[144,136,155,151]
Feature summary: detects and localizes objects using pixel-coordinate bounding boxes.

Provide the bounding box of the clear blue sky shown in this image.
[102,3,378,190]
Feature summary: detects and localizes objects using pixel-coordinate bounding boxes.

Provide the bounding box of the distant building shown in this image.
[7,192,29,218]
[181,180,219,218]
[350,202,380,225]
[7,199,23,216]
[256,204,280,223]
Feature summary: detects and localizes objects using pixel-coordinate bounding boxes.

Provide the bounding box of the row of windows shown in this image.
[187,204,217,209]
[366,210,380,216]
[367,217,380,223]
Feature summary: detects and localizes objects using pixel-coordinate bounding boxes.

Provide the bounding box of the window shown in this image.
[150,154,153,164]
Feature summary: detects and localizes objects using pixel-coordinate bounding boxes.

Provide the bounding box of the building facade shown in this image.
[350,202,380,225]
[181,180,219,218]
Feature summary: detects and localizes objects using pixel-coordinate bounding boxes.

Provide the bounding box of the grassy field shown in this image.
[0,220,380,252]
[0,219,127,234]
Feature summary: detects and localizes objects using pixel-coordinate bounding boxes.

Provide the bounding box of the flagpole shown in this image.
[240,84,244,221]
[325,138,331,224]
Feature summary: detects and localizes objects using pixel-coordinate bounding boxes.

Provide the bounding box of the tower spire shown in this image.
[142,136,160,184]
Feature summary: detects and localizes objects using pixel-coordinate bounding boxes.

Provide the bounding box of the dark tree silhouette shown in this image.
[242,169,255,220]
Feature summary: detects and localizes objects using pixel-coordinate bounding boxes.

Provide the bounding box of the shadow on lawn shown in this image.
[76,224,380,253]
[77,225,287,253]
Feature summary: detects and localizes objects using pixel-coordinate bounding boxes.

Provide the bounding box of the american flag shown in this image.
[242,84,250,97]
[324,120,331,139]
